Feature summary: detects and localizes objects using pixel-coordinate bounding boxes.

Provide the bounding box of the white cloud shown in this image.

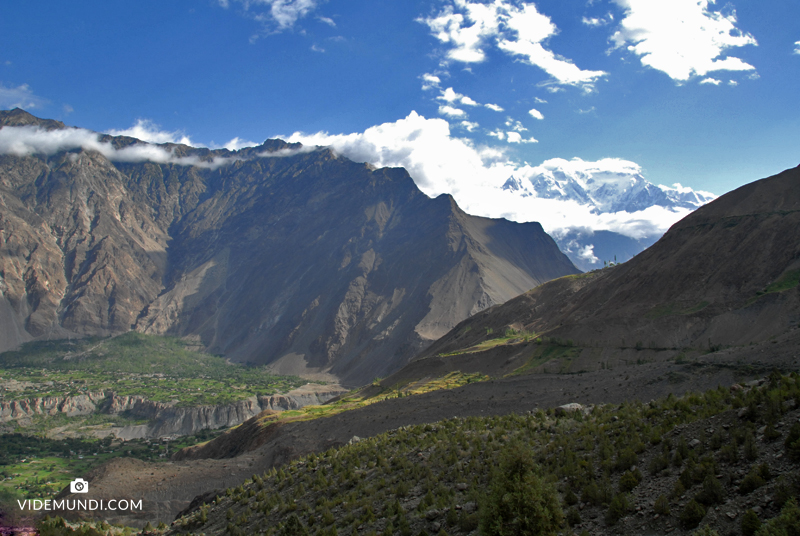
[506,132,537,144]
[0,83,49,110]
[221,0,320,31]
[282,112,691,239]
[610,0,757,81]
[582,15,612,27]
[438,105,466,117]
[484,103,504,112]
[504,118,527,131]
[795,41,800,55]
[62,104,74,115]
[221,137,259,151]
[437,87,479,106]
[528,108,544,120]
[420,0,606,91]
[699,77,721,85]
[577,244,600,264]
[728,79,738,86]
[488,129,506,140]
[107,119,194,145]
[0,125,303,169]
[460,120,479,132]
[534,97,547,104]
[421,73,442,90]
[311,44,325,53]
[318,16,335,27]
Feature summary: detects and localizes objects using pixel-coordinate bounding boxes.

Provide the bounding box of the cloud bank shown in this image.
[610,0,757,81]
[0,125,300,169]
[283,112,705,239]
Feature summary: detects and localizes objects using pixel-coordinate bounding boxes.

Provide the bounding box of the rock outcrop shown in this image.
[0,384,346,438]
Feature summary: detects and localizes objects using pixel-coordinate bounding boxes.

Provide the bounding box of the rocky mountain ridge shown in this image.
[0,109,579,385]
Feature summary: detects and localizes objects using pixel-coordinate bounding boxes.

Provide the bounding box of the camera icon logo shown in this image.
[70,478,89,494]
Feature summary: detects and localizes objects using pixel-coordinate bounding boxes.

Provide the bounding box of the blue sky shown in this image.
[1,0,799,237]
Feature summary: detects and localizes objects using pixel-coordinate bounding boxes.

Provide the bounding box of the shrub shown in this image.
[619,470,641,492]
[654,495,670,516]
[479,442,564,536]
[680,499,706,529]
[605,493,630,525]
[565,507,581,527]
[753,497,800,536]
[741,509,761,536]
[695,475,725,506]
[692,526,720,536]
[785,423,800,460]
[739,471,766,495]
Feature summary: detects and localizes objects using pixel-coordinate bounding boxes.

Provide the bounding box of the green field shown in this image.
[0,429,222,504]
[0,332,308,407]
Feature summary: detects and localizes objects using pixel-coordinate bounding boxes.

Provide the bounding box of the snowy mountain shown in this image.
[499,159,717,271]
[501,165,715,215]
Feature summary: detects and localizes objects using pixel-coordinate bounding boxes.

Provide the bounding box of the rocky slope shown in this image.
[418,165,800,366]
[0,109,579,385]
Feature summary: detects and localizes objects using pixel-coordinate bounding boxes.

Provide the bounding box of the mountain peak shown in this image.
[0,108,66,130]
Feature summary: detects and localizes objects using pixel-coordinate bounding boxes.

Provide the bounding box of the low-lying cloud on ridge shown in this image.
[0,125,308,169]
[283,111,712,240]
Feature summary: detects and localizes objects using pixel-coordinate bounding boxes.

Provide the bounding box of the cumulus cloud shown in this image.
[421,73,442,90]
[795,41,800,55]
[438,105,467,117]
[700,77,722,85]
[506,131,537,144]
[419,0,606,91]
[460,120,479,132]
[437,87,480,107]
[0,83,49,109]
[528,108,544,120]
[610,0,757,81]
[485,103,504,112]
[577,244,600,264]
[220,0,321,32]
[282,112,698,239]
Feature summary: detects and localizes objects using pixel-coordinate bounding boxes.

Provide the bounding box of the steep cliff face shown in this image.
[0,109,579,385]
[0,385,346,438]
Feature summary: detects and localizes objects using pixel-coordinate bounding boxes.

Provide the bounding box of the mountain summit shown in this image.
[0,109,578,385]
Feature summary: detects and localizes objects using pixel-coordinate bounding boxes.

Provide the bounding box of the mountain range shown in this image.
[0,109,578,386]
[501,162,717,270]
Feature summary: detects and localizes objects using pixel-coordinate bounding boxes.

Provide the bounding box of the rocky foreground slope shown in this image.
[0,109,578,385]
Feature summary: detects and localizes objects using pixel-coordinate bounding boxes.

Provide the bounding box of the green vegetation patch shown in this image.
[437,328,537,358]
[0,429,222,505]
[0,332,307,407]
[510,343,582,376]
[759,269,800,296]
[253,372,490,429]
